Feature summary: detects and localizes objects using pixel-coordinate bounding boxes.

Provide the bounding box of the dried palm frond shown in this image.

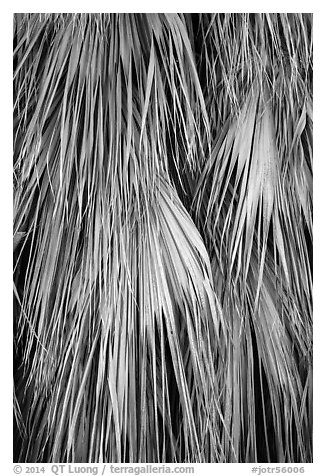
[13,13,312,463]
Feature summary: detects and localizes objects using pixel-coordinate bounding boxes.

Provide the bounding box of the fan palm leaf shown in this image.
[13,13,312,463]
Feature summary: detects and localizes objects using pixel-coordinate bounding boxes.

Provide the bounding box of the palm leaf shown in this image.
[14,13,312,463]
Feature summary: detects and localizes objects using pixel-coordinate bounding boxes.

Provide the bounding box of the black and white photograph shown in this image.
[12,9,314,469]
